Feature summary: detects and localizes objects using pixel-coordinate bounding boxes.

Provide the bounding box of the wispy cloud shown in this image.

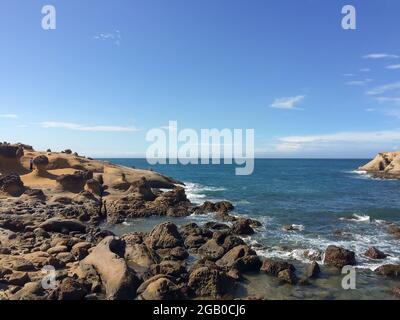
[374,96,400,105]
[41,121,138,132]
[343,73,355,77]
[0,114,18,118]
[363,53,399,59]
[270,95,305,110]
[360,68,371,72]
[386,64,400,70]
[346,79,372,86]
[278,129,400,146]
[93,30,121,46]
[366,82,400,95]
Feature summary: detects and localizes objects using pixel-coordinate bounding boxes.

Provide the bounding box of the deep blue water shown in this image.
[102,159,400,270]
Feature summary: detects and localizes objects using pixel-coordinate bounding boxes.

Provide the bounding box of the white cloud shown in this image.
[0,114,18,118]
[346,79,372,86]
[41,121,138,132]
[360,68,371,72]
[93,30,121,46]
[279,129,400,145]
[365,108,375,112]
[275,143,302,152]
[374,97,400,105]
[363,53,399,59]
[270,95,305,109]
[366,82,400,95]
[386,64,400,70]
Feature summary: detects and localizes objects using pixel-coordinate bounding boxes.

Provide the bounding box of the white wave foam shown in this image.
[339,214,370,222]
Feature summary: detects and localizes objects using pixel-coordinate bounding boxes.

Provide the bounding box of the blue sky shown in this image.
[1,0,400,158]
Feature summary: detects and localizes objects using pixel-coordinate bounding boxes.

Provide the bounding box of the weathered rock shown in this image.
[0,173,25,196]
[5,271,30,286]
[193,201,234,214]
[57,277,88,300]
[364,247,387,260]
[124,243,159,272]
[184,234,207,249]
[84,179,102,196]
[56,171,93,193]
[188,266,235,298]
[33,155,49,172]
[40,218,86,233]
[71,242,91,260]
[198,239,225,261]
[80,236,140,299]
[324,245,356,268]
[150,260,187,278]
[9,282,47,300]
[145,222,183,249]
[47,245,68,255]
[137,275,182,300]
[375,264,400,279]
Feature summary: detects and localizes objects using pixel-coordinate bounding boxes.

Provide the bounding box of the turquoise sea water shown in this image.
[102,158,400,299]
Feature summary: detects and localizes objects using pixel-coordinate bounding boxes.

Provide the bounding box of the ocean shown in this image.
[102,158,400,299]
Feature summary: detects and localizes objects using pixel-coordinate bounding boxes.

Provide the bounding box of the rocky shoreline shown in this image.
[358,151,400,179]
[1,143,400,300]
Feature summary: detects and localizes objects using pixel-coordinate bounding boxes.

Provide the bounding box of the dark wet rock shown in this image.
[198,239,225,261]
[324,245,356,268]
[230,219,254,235]
[188,266,235,298]
[137,275,183,300]
[364,247,387,260]
[375,264,400,279]
[261,259,296,276]
[145,222,183,250]
[307,261,320,279]
[0,173,25,197]
[221,235,245,252]
[40,218,86,233]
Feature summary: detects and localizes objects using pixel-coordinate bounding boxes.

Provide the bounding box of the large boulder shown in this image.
[261,259,296,276]
[127,177,156,201]
[57,277,88,300]
[0,173,25,196]
[39,218,86,233]
[193,201,234,214]
[80,236,141,299]
[145,222,183,249]
[324,245,356,268]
